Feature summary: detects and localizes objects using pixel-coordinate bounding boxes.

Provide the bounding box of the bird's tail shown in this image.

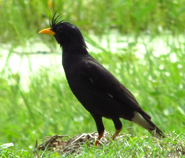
[132,111,165,138]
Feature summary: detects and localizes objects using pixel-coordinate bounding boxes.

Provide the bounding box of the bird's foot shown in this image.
[112,127,122,140]
[95,131,104,146]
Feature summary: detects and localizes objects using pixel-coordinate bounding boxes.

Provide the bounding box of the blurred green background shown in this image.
[1,0,185,45]
[0,0,185,154]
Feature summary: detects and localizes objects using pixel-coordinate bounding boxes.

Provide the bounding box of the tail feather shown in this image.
[132,111,165,138]
[143,114,165,138]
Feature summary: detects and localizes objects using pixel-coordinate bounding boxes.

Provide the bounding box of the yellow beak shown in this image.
[39,28,55,35]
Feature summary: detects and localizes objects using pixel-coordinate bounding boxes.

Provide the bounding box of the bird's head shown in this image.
[39,14,87,50]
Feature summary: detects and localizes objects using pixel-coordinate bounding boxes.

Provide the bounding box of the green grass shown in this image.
[1,0,185,157]
[1,134,185,157]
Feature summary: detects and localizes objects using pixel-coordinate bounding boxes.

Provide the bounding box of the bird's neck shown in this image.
[62,43,88,55]
[62,45,88,66]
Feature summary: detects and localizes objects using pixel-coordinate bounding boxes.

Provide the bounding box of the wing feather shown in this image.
[82,58,151,119]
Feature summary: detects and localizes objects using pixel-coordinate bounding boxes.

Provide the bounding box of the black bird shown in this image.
[39,14,165,145]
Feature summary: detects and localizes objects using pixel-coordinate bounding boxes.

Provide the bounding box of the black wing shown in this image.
[82,58,151,119]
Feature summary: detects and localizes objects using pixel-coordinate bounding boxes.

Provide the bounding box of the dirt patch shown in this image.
[34,131,112,155]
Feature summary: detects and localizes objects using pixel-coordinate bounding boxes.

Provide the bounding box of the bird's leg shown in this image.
[95,131,104,146]
[92,114,104,146]
[112,127,122,140]
[112,118,122,140]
